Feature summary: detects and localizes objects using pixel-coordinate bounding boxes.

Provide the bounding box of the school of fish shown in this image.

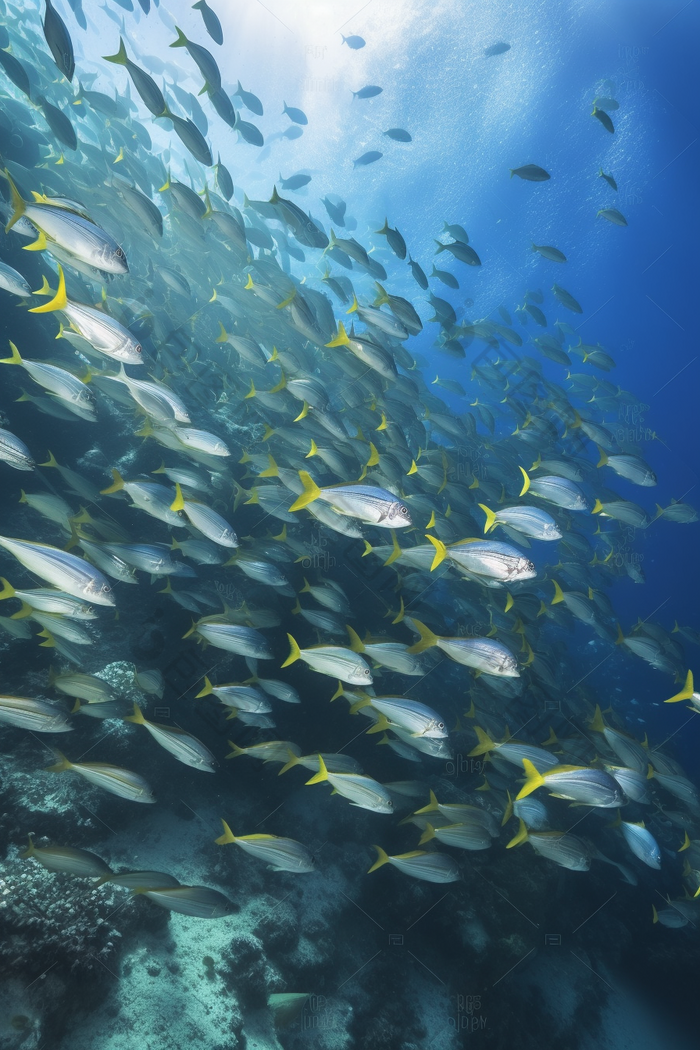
[1,0,699,946]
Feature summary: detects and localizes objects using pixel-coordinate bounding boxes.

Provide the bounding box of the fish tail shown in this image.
[170,482,185,512]
[280,633,301,667]
[506,818,529,848]
[11,601,34,620]
[103,37,129,65]
[501,792,514,826]
[592,498,604,514]
[425,533,447,571]
[170,26,189,48]
[516,759,545,799]
[407,618,439,653]
[288,471,322,512]
[346,624,365,653]
[665,670,694,704]
[278,749,301,775]
[259,454,279,478]
[373,282,389,306]
[468,726,495,756]
[0,341,23,366]
[325,320,350,348]
[45,749,72,772]
[125,702,146,725]
[346,294,358,314]
[329,681,345,702]
[0,578,16,600]
[414,789,439,815]
[589,704,607,732]
[518,466,530,495]
[29,264,67,314]
[596,447,609,468]
[367,845,390,873]
[20,834,36,859]
[366,715,391,735]
[215,819,236,845]
[31,274,54,298]
[3,169,26,231]
[100,468,125,494]
[305,754,328,785]
[225,740,246,759]
[418,824,436,845]
[478,503,498,533]
[383,532,402,568]
[551,580,565,605]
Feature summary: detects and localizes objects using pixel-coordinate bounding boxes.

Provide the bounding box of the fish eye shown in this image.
[438,722,445,730]
[100,583,110,593]
[363,668,371,676]
[399,506,408,515]
[115,247,124,258]
[136,345,142,354]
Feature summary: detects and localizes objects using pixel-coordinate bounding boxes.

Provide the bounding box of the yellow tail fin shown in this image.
[0,578,16,601]
[414,789,439,815]
[281,634,301,668]
[325,321,351,348]
[516,758,546,800]
[278,749,301,776]
[29,264,67,314]
[506,818,529,848]
[346,624,365,653]
[468,726,496,757]
[666,670,694,703]
[305,754,329,785]
[501,792,514,826]
[3,169,26,231]
[0,341,23,366]
[101,468,125,495]
[45,750,73,773]
[406,618,439,654]
[125,702,147,725]
[288,471,322,512]
[225,741,246,759]
[367,845,391,873]
[170,482,186,512]
[196,676,214,698]
[418,824,436,846]
[215,819,236,845]
[425,533,447,571]
[478,503,498,533]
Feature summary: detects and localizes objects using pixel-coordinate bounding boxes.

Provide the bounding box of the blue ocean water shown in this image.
[0,1,699,1049]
